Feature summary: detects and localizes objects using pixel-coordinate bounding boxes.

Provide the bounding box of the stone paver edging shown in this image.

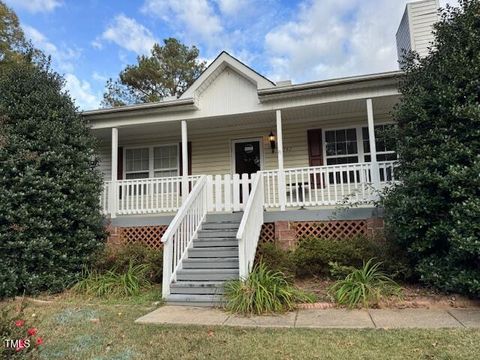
[135,306,480,329]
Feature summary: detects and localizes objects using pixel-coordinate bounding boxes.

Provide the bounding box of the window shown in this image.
[154,145,179,178]
[325,128,359,165]
[125,148,149,179]
[124,144,179,180]
[362,125,397,162]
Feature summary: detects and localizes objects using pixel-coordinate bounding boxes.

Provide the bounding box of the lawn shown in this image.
[2,295,479,360]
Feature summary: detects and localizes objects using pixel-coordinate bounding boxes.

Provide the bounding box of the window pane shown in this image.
[336,130,346,142]
[126,172,149,180]
[363,140,370,154]
[346,128,357,140]
[154,145,178,171]
[154,170,178,178]
[347,141,357,154]
[362,127,369,139]
[336,142,347,155]
[325,131,335,143]
[126,148,149,172]
[326,142,336,156]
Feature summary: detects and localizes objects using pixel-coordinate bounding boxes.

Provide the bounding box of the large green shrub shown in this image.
[384,1,480,296]
[256,242,295,279]
[0,60,106,298]
[293,236,380,277]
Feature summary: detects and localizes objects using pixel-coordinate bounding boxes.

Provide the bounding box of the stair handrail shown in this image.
[236,172,265,278]
[161,175,208,298]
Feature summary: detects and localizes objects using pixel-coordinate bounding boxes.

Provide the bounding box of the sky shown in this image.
[4,0,459,110]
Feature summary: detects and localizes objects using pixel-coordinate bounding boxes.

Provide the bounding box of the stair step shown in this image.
[183,257,239,269]
[197,230,237,239]
[176,269,238,281]
[166,294,225,307]
[188,247,238,258]
[170,282,226,295]
[166,294,224,306]
[193,239,238,248]
[202,222,240,230]
[205,213,243,222]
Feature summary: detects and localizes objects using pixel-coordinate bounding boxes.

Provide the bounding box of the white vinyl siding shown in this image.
[396,0,439,65]
[396,8,412,64]
[97,114,394,180]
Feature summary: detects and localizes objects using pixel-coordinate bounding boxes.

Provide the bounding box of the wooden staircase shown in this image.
[165,213,242,307]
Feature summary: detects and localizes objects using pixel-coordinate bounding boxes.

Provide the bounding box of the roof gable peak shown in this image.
[180,51,275,99]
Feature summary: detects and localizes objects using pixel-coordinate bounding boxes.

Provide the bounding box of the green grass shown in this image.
[2,296,479,360]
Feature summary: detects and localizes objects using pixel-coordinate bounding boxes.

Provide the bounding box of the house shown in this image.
[82,0,439,306]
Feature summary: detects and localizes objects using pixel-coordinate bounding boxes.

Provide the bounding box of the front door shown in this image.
[233,139,262,175]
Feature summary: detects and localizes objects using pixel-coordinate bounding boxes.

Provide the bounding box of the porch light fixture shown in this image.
[268,131,276,153]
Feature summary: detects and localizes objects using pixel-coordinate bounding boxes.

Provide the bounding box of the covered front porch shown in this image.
[95,95,398,218]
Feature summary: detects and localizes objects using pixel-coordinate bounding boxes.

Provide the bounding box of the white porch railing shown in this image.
[206,173,253,212]
[263,161,396,209]
[103,175,201,216]
[237,173,265,278]
[101,162,396,216]
[161,176,208,297]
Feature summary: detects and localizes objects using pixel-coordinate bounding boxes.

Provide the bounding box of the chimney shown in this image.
[396,0,440,67]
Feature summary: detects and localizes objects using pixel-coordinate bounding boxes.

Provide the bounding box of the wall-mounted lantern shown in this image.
[268,131,276,153]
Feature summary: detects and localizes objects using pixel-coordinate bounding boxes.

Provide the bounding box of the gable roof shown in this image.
[180,51,275,99]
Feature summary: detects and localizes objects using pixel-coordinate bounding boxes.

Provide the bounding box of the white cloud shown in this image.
[100,14,156,55]
[264,0,460,82]
[64,74,101,110]
[5,0,62,13]
[23,25,80,73]
[92,72,108,82]
[141,0,222,44]
[215,0,250,15]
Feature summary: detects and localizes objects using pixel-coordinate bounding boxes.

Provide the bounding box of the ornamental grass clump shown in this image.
[329,259,401,308]
[224,262,315,315]
[72,261,151,297]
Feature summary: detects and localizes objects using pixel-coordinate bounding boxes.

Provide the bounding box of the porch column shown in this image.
[366,99,381,189]
[181,120,189,202]
[110,127,118,218]
[276,110,287,211]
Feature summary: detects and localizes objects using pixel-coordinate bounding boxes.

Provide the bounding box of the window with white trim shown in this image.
[362,124,397,162]
[124,144,179,180]
[154,145,179,178]
[125,148,149,179]
[325,128,359,165]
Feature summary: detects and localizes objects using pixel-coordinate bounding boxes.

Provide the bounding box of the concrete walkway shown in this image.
[135,306,480,329]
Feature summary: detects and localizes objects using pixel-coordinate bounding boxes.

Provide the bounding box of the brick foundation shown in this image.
[260,218,385,250]
[106,218,384,252]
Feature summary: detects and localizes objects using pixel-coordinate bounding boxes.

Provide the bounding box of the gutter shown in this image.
[258,71,404,98]
[81,97,196,118]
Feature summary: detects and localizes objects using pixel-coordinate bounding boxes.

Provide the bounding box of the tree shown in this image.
[0,59,106,298]
[102,38,206,107]
[0,1,41,63]
[384,0,480,296]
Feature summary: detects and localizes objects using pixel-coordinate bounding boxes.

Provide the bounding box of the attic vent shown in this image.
[276,80,292,87]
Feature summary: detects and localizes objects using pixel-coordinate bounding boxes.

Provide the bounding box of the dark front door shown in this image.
[234,140,261,175]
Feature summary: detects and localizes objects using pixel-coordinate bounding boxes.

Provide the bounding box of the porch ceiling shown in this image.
[92,94,400,141]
